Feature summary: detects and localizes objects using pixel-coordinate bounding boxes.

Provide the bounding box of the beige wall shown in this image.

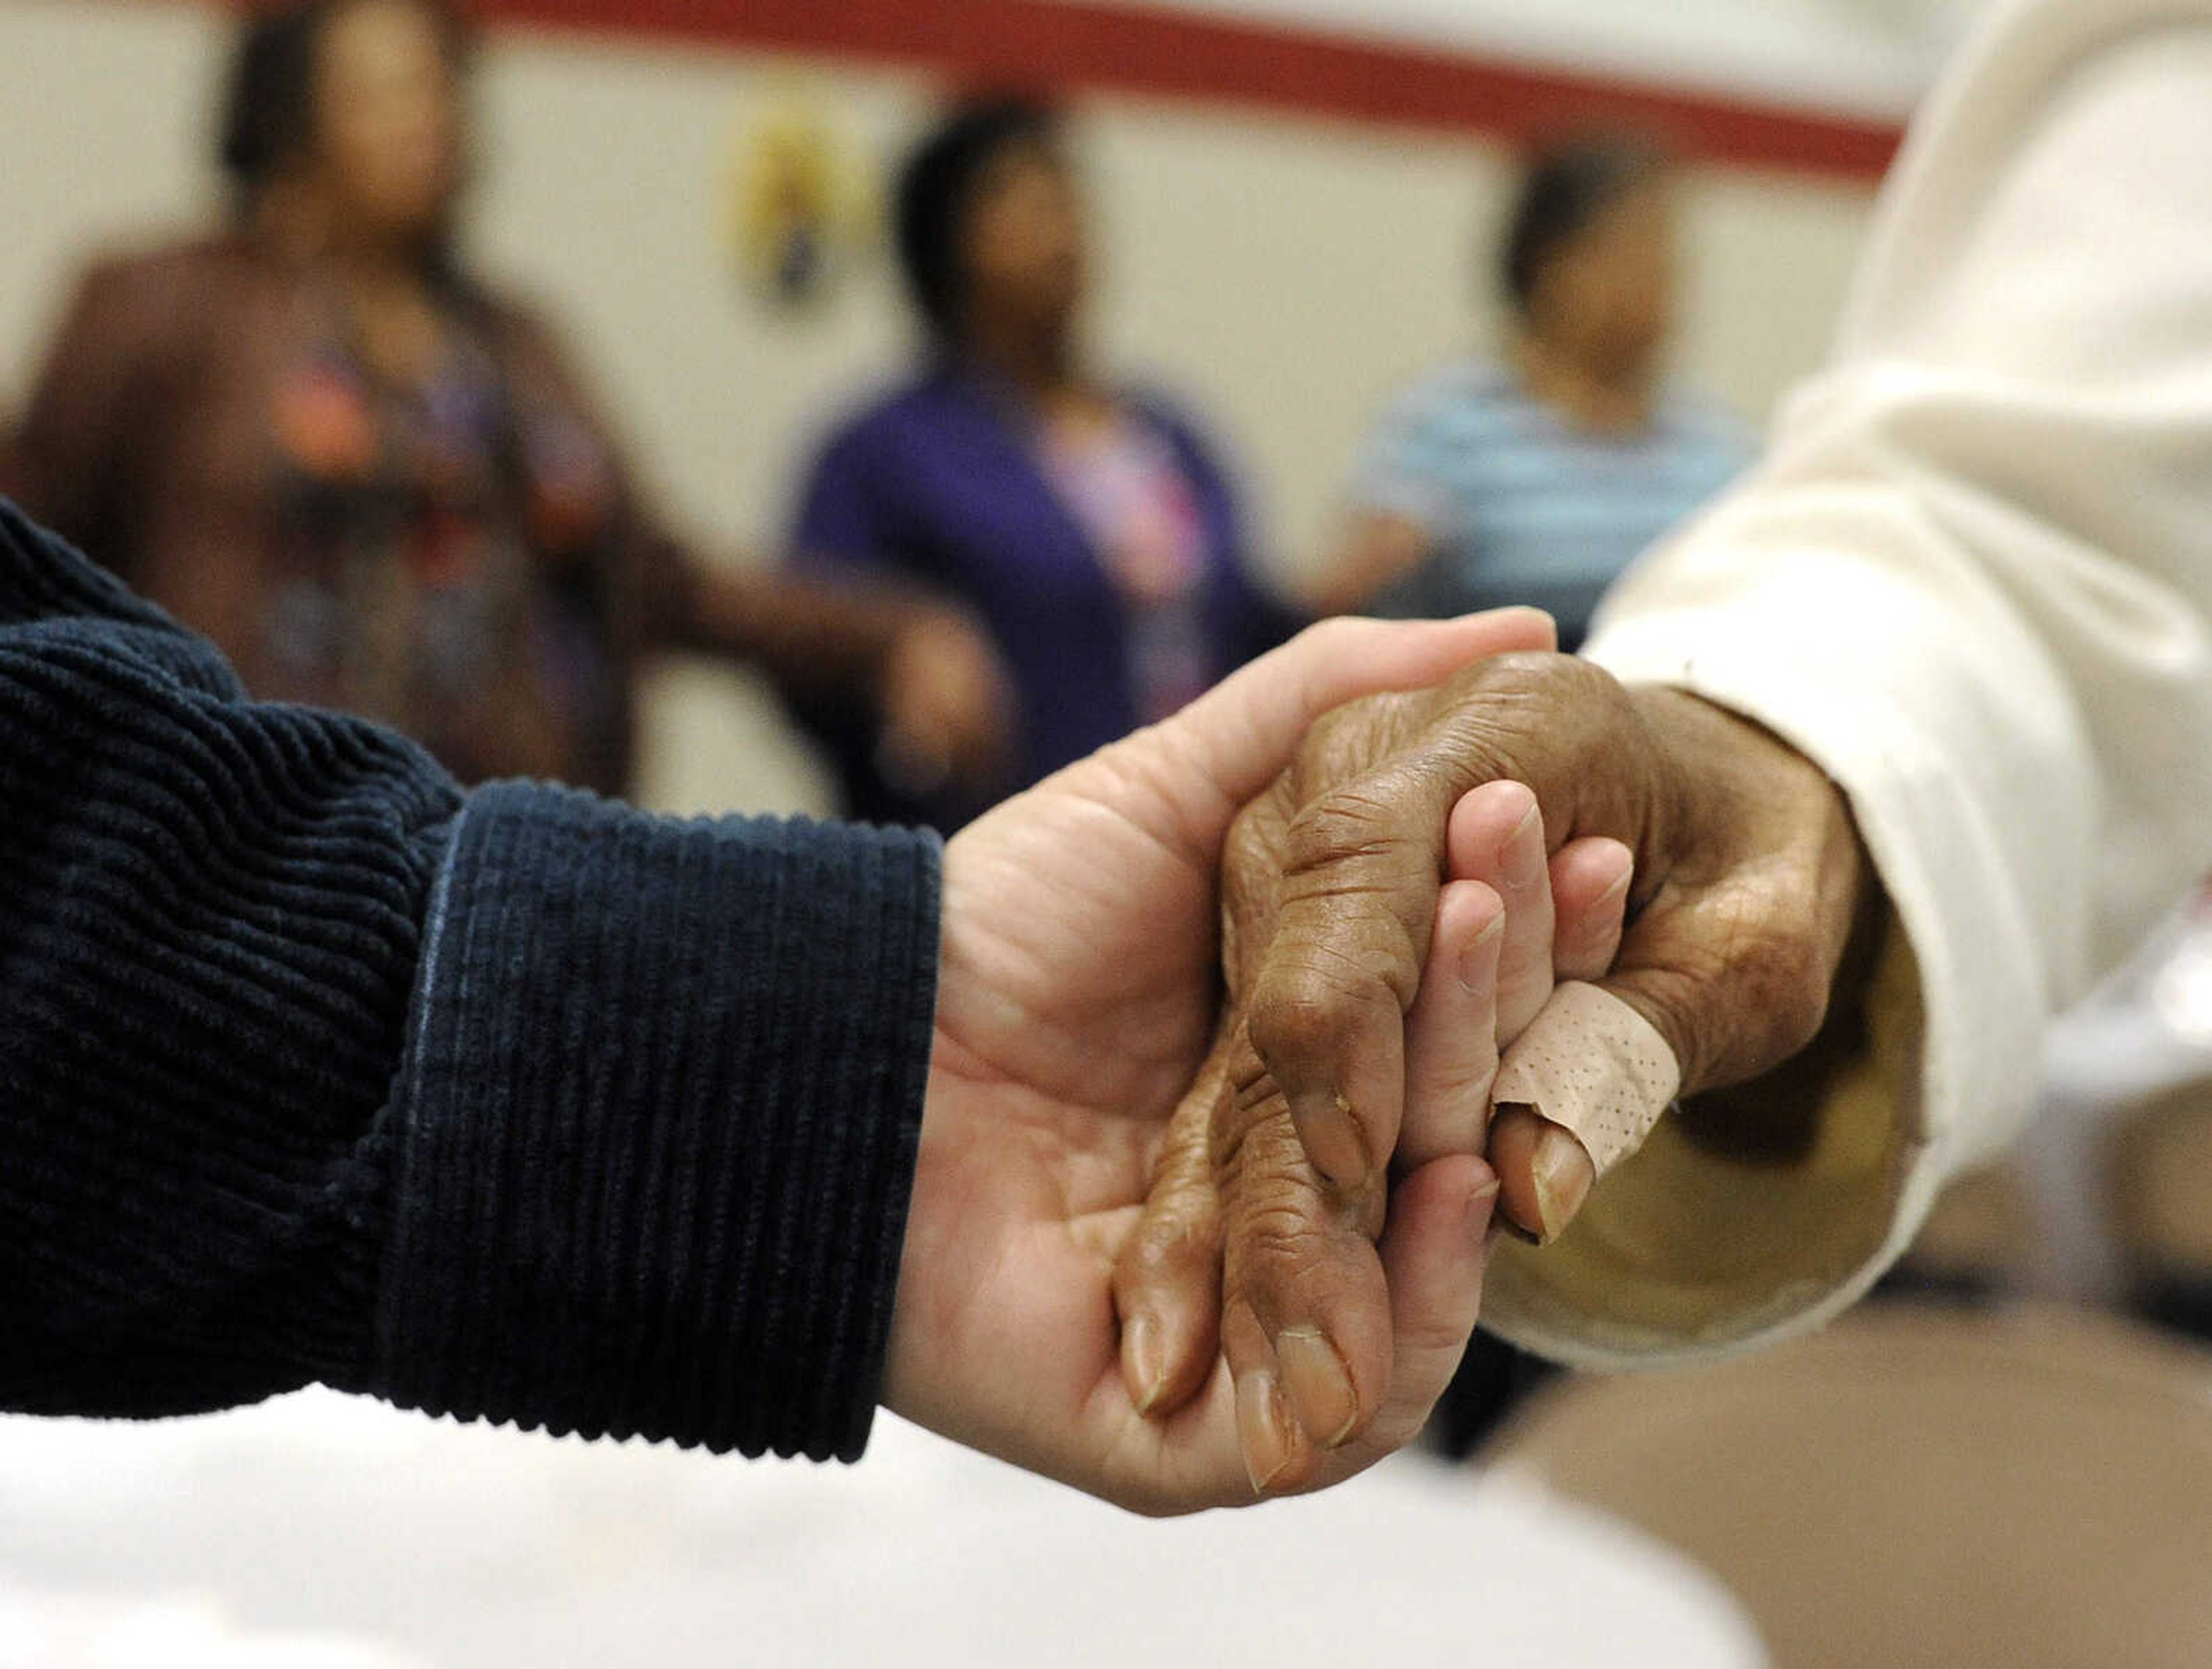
[0,0,1877,815]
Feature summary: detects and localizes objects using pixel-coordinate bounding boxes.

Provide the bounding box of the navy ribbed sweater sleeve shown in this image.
[0,500,938,1461]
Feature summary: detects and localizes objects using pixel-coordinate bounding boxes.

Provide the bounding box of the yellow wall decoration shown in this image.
[726,85,878,316]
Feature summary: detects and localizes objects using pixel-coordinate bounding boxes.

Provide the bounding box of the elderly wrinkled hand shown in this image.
[885,610,1574,1514]
[1117,650,1871,1490]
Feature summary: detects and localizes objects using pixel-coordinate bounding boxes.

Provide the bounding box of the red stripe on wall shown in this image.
[253,0,1904,181]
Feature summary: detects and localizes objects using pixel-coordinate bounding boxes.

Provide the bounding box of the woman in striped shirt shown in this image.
[1313,135,1750,651]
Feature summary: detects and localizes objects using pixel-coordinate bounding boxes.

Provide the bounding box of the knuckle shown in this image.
[1397,1313,1472,1365]
[1503,648,1622,707]
[1448,651,1631,765]
[1283,788,1402,876]
[1241,1197,1323,1253]
[1646,896,1834,1087]
[1209,1045,1280,1174]
[1710,881,1832,1055]
[1493,931,1548,992]
[1229,1200,1338,1296]
[1126,1198,1218,1277]
[1158,1162,1218,1232]
[1298,690,1418,788]
[1469,648,1563,702]
[1248,964,1364,1075]
[1741,926,1832,1059]
[1253,932,1423,1074]
[1463,648,1590,712]
[1414,1054,1496,1107]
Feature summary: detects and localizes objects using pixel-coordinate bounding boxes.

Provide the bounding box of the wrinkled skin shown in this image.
[881,611,1563,1514]
[1118,651,1871,1490]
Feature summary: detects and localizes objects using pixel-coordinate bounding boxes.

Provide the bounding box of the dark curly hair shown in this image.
[1499,134,1670,317]
[893,97,1063,343]
[217,0,474,207]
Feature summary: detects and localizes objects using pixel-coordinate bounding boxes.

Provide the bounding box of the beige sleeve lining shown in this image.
[1481,918,1932,1371]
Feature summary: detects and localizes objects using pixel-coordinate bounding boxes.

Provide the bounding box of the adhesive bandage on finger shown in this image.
[1488,980,1680,1176]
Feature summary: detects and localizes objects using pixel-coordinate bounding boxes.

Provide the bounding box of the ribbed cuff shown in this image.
[371,782,940,1460]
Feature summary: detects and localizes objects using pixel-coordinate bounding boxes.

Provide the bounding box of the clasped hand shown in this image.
[886,611,1864,1514]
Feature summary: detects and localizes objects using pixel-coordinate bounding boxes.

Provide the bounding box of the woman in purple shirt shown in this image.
[790,100,1297,830]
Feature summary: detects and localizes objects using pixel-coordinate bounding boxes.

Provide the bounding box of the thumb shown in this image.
[1486,977,1680,1245]
[1152,609,1555,819]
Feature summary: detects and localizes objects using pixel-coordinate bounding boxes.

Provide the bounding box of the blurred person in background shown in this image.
[0,0,1008,799]
[1309,135,1750,650]
[789,98,1297,832]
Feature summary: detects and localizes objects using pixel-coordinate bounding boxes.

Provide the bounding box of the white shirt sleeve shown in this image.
[1484,0,2212,1368]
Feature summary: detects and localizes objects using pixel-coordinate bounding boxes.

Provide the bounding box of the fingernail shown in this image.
[1465,1172,1500,1251]
[1276,1327,1358,1448]
[1457,911,1505,995]
[1501,798,1544,894]
[1236,1369,1295,1495]
[1531,1124,1594,1243]
[1293,1090,1370,1193]
[1123,1313,1166,1416]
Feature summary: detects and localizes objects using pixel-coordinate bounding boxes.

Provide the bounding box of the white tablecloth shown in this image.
[0,1391,1763,1667]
